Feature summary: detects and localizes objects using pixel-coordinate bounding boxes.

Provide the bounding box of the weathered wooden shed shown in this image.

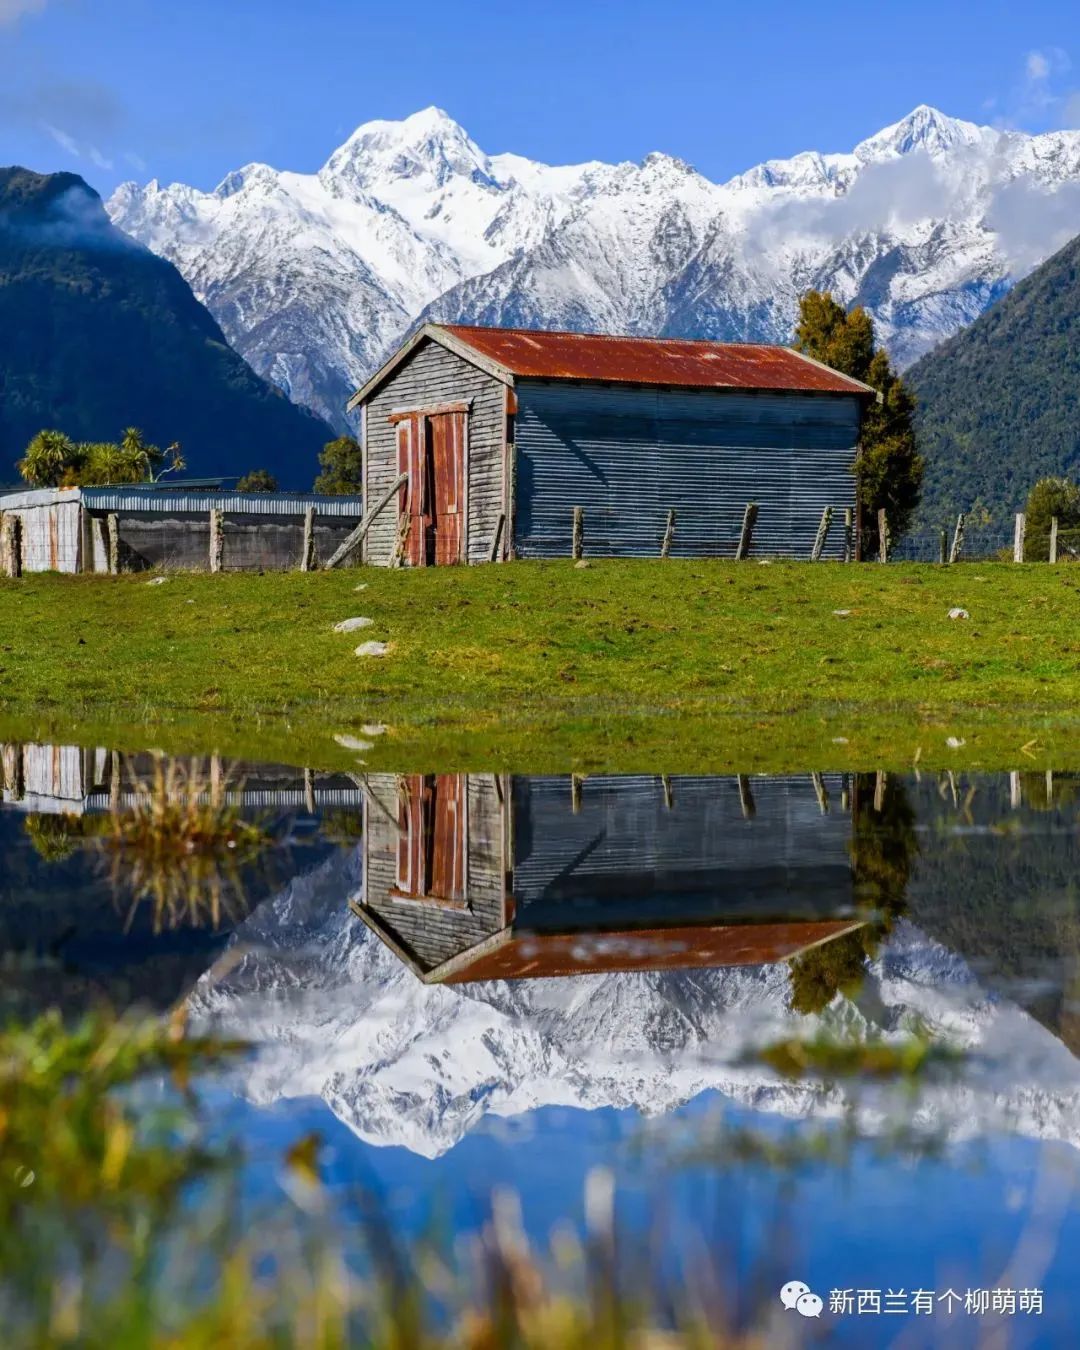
[348,324,876,565]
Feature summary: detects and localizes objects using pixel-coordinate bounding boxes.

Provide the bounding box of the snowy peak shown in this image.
[321,105,501,195]
[854,104,995,161]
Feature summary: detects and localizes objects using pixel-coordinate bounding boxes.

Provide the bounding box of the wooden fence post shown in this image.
[735,503,758,560]
[0,513,23,579]
[949,512,965,565]
[105,513,119,575]
[877,508,890,563]
[300,506,316,572]
[1050,516,1059,565]
[660,509,675,559]
[843,508,853,563]
[939,529,947,565]
[209,508,224,573]
[1013,512,1026,563]
[571,506,583,561]
[811,506,833,562]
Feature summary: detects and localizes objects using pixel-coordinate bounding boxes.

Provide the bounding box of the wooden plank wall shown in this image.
[361,774,506,973]
[362,340,505,565]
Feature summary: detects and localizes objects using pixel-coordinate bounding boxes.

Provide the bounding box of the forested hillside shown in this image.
[0,168,332,487]
[909,232,1080,525]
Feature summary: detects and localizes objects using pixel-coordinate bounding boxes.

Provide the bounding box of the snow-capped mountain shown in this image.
[186,849,1080,1160]
[109,105,1080,432]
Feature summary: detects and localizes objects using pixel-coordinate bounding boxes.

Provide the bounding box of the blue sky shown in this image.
[2,0,1079,195]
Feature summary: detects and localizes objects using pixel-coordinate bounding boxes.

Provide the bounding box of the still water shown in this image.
[4,742,1080,1345]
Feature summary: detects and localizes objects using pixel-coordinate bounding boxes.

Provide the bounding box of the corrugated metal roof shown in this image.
[79,488,363,517]
[440,324,876,397]
[437,919,865,983]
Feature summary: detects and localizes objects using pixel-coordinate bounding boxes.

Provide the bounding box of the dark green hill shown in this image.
[0,167,332,488]
[908,232,1080,525]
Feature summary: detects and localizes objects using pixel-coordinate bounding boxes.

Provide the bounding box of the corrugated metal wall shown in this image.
[512,773,856,925]
[514,381,860,558]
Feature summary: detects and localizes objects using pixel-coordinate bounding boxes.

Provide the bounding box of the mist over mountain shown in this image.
[109,105,1080,432]
[0,167,332,486]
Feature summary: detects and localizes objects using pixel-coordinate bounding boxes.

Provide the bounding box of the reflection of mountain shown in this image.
[188,849,1080,1159]
[185,772,1080,1160]
[904,774,1080,1056]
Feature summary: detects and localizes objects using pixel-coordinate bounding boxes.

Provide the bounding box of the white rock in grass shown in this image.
[333,616,374,633]
[946,736,966,749]
[355,640,388,657]
[353,583,368,592]
[335,734,374,752]
[361,723,388,736]
[947,607,969,620]
[145,576,168,585]
[832,609,851,617]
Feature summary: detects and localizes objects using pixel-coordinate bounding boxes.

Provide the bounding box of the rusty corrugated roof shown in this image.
[440,324,874,397]
[437,919,864,983]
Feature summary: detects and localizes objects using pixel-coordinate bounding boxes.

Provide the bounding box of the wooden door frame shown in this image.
[388,400,471,566]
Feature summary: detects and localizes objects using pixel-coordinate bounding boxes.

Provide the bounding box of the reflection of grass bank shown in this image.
[1,1011,764,1348]
[4,561,1080,771]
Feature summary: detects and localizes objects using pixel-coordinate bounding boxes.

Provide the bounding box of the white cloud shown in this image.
[43,122,80,158]
[88,145,114,171]
[0,0,47,24]
[1026,50,1052,83]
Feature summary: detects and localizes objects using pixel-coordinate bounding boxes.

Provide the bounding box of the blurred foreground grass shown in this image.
[0,1010,762,1349]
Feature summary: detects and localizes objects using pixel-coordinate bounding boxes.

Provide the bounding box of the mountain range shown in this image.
[187,849,1080,1160]
[0,168,332,487]
[109,105,1080,434]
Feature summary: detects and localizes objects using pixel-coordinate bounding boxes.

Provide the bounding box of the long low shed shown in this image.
[349,323,876,565]
[0,485,363,573]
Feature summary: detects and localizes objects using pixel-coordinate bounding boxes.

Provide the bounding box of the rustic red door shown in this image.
[395,411,465,566]
[396,419,428,567]
[429,412,465,565]
[394,773,467,904]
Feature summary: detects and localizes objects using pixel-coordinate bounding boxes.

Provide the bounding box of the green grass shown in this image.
[4,559,1080,771]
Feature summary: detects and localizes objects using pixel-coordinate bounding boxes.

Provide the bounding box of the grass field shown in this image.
[3,560,1080,771]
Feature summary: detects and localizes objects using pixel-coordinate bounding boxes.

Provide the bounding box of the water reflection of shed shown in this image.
[353,773,862,984]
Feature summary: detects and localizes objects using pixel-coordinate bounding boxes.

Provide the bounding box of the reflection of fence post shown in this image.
[301,506,316,572]
[811,507,833,562]
[843,508,853,563]
[1050,516,1059,565]
[737,773,755,819]
[209,509,224,573]
[877,509,890,564]
[1010,770,1021,809]
[571,773,583,813]
[660,509,675,559]
[571,507,583,561]
[735,503,758,560]
[949,513,965,564]
[939,529,947,565]
[1013,512,1026,564]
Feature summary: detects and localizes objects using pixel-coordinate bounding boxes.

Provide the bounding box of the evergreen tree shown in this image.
[313,435,362,495]
[795,290,923,553]
[1023,477,1080,560]
[236,468,279,493]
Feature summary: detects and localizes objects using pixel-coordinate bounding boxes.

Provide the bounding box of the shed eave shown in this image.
[346,323,515,413]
